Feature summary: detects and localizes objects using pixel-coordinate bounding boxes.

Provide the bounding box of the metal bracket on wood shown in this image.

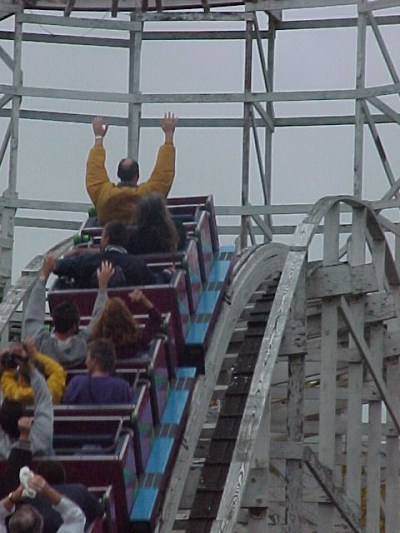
[111,0,118,17]
[64,0,75,17]
[201,0,210,12]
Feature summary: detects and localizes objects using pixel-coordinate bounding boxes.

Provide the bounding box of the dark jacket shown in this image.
[54,249,161,289]
[0,442,32,499]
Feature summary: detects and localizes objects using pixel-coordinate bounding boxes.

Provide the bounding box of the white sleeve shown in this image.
[53,497,85,533]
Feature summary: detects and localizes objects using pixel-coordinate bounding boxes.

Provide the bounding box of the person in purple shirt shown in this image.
[62,338,134,404]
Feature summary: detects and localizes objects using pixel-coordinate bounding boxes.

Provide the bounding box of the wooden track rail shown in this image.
[159,195,400,532]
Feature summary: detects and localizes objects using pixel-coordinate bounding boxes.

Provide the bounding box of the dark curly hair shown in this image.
[0,398,25,439]
[136,193,179,253]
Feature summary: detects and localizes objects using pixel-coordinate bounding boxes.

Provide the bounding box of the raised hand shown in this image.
[92,116,109,138]
[161,112,177,143]
[97,260,115,289]
[42,254,56,281]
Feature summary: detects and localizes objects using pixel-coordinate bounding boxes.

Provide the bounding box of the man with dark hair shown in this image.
[117,158,139,183]
[32,460,104,532]
[0,340,53,460]
[51,302,80,336]
[24,256,114,368]
[62,338,135,404]
[86,112,177,225]
[0,473,85,532]
[53,221,167,289]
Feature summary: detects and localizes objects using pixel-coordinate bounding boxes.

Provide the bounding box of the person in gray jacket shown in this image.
[0,339,53,461]
[24,255,113,368]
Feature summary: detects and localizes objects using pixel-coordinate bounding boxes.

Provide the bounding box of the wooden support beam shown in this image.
[304,447,362,533]
[307,262,379,299]
[340,295,400,433]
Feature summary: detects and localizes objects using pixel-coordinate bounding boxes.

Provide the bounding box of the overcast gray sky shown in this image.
[1,4,400,280]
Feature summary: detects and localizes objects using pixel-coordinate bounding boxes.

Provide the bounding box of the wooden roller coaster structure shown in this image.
[1,1,400,532]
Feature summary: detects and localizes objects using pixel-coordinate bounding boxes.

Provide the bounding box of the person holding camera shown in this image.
[0,339,53,461]
[0,472,85,533]
[0,346,66,404]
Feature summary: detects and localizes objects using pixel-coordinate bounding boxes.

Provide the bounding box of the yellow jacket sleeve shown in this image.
[85,143,176,225]
[35,352,66,404]
[0,369,31,402]
[0,352,66,404]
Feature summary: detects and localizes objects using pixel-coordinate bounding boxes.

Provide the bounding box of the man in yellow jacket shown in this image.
[86,112,177,226]
[0,344,66,404]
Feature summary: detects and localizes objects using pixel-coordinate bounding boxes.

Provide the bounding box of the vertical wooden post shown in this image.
[353,1,366,199]
[317,203,340,532]
[286,263,306,531]
[127,11,143,160]
[385,356,400,530]
[346,207,366,508]
[0,6,22,314]
[240,16,253,251]
[264,14,276,242]
[365,324,383,533]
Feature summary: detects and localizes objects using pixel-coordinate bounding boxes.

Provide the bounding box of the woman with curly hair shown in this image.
[127,192,186,254]
[91,289,163,360]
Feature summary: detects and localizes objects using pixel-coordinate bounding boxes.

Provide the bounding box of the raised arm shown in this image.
[81,261,113,340]
[27,475,86,532]
[86,117,112,208]
[129,290,163,348]
[23,254,56,341]
[19,339,54,456]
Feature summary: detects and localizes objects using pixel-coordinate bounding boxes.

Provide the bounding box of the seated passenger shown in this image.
[54,221,169,289]
[126,192,186,254]
[33,460,104,533]
[24,257,114,368]
[92,289,162,360]
[0,339,53,460]
[86,112,177,226]
[0,472,85,533]
[1,349,66,404]
[62,338,135,404]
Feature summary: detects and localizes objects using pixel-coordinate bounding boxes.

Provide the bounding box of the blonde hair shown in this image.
[92,298,139,351]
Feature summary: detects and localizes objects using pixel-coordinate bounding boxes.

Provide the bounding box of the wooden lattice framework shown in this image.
[0,1,400,531]
[0,0,399,288]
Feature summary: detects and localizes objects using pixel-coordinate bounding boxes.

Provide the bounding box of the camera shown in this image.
[1,351,19,369]
[1,351,28,369]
